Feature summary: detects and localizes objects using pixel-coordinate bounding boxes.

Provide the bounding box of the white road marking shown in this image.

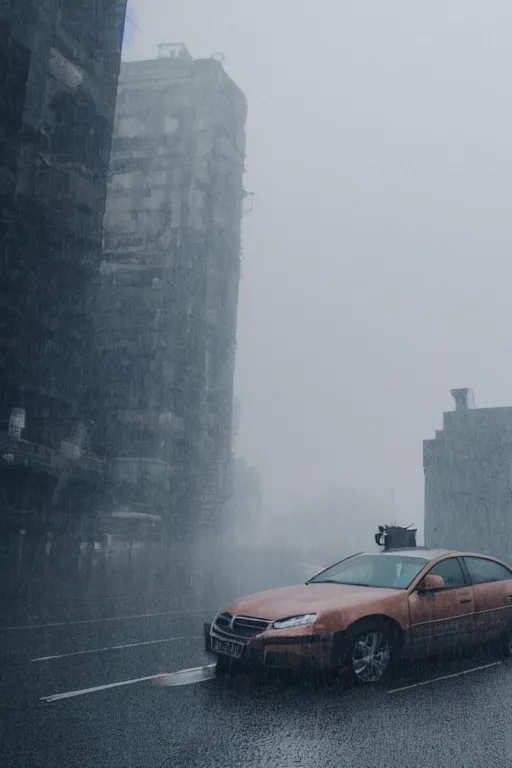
[62,588,169,601]
[152,664,216,687]
[388,661,503,694]
[1,608,213,632]
[41,663,217,702]
[31,635,201,663]
[41,673,167,702]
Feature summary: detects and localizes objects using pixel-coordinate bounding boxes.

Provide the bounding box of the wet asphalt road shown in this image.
[1,597,512,767]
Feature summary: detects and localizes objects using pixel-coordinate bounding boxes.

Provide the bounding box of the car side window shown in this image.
[428,558,467,589]
[463,557,512,585]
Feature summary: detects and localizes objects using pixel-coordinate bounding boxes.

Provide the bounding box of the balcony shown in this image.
[111,457,171,487]
[0,435,109,479]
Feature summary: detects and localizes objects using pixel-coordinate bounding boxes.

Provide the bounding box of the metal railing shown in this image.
[0,436,108,476]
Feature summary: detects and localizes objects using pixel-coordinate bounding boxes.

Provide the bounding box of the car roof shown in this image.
[376,548,454,560]
[379,549,512,566]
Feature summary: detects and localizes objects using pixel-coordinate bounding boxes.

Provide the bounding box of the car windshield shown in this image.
[308,554,429,589]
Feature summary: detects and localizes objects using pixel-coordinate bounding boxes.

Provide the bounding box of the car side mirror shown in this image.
[418,574,446,594]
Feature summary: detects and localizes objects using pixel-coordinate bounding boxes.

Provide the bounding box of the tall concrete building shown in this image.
[424,388,512,561]
[0,1,127,571]
[97,44,247,543]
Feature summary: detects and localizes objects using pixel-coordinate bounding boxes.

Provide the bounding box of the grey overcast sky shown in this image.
[124,1,512,522]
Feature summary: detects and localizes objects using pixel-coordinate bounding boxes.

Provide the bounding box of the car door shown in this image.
[462,556,512,645]
[408,556,475,657]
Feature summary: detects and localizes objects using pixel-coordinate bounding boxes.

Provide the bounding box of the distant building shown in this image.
[229,458,262,542]
[0,1,127,560]
[424,388,512,561]
[97,44,247,541]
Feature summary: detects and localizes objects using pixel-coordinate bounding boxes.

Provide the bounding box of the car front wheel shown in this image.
[343,620,395,685]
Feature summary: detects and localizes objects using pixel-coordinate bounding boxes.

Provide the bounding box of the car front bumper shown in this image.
[204,622,334,671]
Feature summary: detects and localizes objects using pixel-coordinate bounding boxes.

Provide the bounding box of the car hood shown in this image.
[225,583,402,621]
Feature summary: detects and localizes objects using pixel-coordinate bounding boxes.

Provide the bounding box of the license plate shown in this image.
[211,637,244,659]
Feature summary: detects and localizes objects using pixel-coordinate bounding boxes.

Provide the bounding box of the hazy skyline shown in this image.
[124,1,512,524]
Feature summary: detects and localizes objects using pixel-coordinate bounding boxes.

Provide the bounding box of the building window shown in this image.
[126,89,144,102]
[159,210,171,227]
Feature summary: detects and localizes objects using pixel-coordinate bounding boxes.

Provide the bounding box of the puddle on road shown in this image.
[152,664,217,687]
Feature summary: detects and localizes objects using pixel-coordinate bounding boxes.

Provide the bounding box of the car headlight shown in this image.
[273,613,317,630]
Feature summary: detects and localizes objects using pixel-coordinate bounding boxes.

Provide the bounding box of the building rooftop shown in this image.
[157,42,192,60]
[119,44,246,104]
[425,389,512,449]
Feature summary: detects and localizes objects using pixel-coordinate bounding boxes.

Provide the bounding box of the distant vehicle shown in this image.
[205,549,512,684]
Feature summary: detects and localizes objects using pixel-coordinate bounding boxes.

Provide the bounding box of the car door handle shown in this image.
[459,598,472,603]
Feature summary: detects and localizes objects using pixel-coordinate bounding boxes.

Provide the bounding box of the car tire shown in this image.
[339,619,396,685]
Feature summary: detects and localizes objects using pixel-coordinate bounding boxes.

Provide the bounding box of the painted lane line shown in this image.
[31,635,201,663]
[1,608,214,632]
[152,664,216,687]
[42,662,218,701]
[388,661,503,694]
[41,673,168,702]
[62,589,169,601]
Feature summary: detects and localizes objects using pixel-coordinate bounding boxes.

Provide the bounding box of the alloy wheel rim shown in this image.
[352,631,391,682]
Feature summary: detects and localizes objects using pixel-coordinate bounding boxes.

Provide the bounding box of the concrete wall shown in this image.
[0,1,127,561]
[424,392,512,562]
[0,0,126,454]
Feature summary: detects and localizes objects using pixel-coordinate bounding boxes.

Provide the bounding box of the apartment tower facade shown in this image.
[98,44,247,546]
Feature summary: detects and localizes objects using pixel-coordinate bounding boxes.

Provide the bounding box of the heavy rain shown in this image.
[1,1,512,766]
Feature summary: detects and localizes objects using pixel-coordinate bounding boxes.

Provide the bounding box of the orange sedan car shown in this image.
[205,548,512,684]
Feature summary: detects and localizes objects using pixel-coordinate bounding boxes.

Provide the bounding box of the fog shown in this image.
[124,0,512,534]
